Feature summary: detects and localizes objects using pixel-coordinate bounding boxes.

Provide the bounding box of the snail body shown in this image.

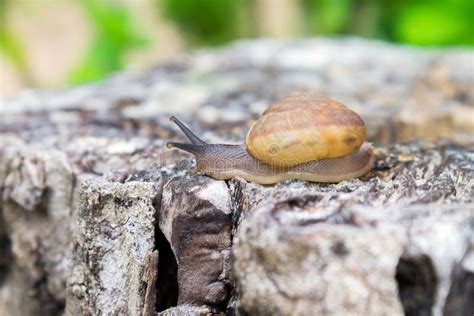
[167,94,374,184]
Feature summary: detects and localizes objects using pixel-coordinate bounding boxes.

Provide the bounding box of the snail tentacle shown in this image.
[169,116,207,145]
[166,142,205,156]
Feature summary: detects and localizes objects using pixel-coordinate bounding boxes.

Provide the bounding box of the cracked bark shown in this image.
[66,179,161,315]
[160,175,232,310]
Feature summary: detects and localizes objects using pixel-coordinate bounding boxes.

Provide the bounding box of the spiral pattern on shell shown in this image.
[245,93,366,168]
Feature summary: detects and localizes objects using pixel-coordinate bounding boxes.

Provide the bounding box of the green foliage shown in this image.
[0,0,31,84]
[160,0,242,46]
[302,0,351,34]
[68,0,147,84]
[302,0,474,46]
[394,0,474,46]
[163,0,464,48]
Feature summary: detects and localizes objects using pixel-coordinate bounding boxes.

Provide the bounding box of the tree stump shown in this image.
[0,38,473,316]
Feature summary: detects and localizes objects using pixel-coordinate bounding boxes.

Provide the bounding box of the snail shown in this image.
[166,93,375,184]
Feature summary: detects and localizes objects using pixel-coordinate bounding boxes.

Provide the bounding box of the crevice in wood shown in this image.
[443,248,474,316]
[395,255,437,316]
[0,198,12,287]
[154,225,179,312]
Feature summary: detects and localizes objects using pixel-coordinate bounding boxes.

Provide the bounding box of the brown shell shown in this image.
[245,93,366,167]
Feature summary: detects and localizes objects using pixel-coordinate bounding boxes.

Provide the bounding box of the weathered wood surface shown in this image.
[0,38,473,316]
[66,179,161,315]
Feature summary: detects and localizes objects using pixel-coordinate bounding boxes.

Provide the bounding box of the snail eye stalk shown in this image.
[166,142,204,156]
[169,116,207,145]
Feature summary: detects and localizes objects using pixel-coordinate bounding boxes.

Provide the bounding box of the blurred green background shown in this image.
[0,0,473,96]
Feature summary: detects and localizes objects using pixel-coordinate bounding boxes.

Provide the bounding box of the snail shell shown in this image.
[245,93,366,167]
[166,93,374,184]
